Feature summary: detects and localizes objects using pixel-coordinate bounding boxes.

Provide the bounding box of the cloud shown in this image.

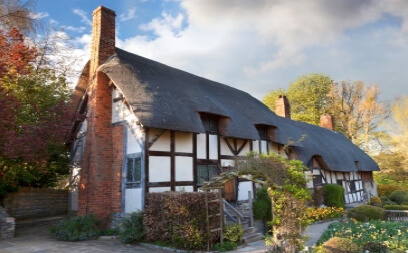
[29,12,49,19]
[73,9,92,26]
[63,26,86,33]
[119,7,137,22]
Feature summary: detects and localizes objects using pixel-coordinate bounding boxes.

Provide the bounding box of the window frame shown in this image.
[125,153,142,189]
[197,164,219,186]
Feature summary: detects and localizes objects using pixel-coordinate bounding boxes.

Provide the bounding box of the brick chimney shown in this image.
[78,6,118,220]
[320,113,334,131]
[275,95,291,119]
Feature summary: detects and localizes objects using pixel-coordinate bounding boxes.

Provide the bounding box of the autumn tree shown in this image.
[0,28,70,199]
[263,73,333,125]
[0,0,38,35]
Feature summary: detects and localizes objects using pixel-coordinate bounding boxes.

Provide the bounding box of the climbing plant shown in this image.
[201,152,311,252]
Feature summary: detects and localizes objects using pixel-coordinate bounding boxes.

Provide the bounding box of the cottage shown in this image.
[66,6,379,220]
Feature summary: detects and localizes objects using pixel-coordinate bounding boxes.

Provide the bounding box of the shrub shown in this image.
[383,200,397,206]
[252,187,272,221]
[323,184,345,208]
[389,190,408,205]
[49,214,100,241]
[362,242,388,252]
[402,202,408,205]
[322,237,359,253]
[223,224,243,243]
[213,241,238,252]
[303,207,345,222]
[144,192,220,250]
[380,196,389,203]
[103,227,119,236]
[378,184,404,197]
[119,211,145,244]
[370,196,382,207]
[347,205,386,222]
[383,205,408,210]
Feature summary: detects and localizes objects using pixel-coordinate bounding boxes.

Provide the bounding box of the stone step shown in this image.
[242,232,263,244]
[243,226,256,234]
[16,215,67,228]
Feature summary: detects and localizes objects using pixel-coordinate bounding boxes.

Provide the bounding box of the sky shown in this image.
[33,0,408,102]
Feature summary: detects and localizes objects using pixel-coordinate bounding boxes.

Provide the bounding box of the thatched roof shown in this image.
[80,48,379,172]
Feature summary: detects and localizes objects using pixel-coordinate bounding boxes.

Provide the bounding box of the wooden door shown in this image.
[223,179,236,202]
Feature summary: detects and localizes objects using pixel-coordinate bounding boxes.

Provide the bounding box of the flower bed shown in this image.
[303,207,345,223]
[317,219,408,251]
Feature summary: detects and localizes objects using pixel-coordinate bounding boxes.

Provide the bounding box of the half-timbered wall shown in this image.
[311,157,365,203]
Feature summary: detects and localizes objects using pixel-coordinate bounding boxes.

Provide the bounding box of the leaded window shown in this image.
[200,113,218,133]
[313,175,323,186]
[126,153,142,189]
[197,165,219,185]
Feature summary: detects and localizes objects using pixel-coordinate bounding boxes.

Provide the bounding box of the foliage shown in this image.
[311,187,324,207]
[362,242,388,253]
[317,219,408,251]
[263,73,333,125]
[0,28,70,196]
[102,227,119,236]
[202,152,311,252]
[0,0,38,35]
[389,190,408,205]
[212,241,239,252]
[322,237,359,253]
[377,184,405,197]
[347,205,385,222]
[383,205,408,210]
[323,184,345,208]
[49,214,100,241]
[144,192,219,250]
[253,187,272,221]
[303,207,345,223]
[223,224,243,244]
[119,211,145,244]
[370,196,382,207]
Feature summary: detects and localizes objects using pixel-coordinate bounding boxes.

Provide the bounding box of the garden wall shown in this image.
[3,187,68,219]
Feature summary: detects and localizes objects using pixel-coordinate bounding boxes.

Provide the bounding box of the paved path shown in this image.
[0,220,337,253]
[0,225,164,253]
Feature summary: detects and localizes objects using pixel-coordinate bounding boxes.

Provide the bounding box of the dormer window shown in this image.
[200,113,218,133]
[256,125,268,140]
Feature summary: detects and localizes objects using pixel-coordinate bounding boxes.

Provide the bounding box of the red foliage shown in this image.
[0,28,36,78]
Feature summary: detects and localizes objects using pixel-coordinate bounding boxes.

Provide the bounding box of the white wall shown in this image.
[149,156,171,182]
[238,181,253,201]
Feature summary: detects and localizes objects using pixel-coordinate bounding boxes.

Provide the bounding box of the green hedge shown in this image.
[383,205,408,210]
[347,205,386,222]
[389,190,408,205]
[144,192,220,250]
[49,214,100,241]
[323,184,345,208]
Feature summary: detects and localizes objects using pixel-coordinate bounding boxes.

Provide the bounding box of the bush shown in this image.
[253,187,272,221]
[119,211,145,244]
[389,190,408,205]
[362,242,388,252]
[383,205,408,210]
[370,196,382,207]
[347,205,386,222]
[223,224,243,243]
[322,237,359,253]
[213,241,239,252]
[380,196,389,203]
[49,214,100,241]
[378,184,404,197]
[323,184,345,208]
[144,192,220,250]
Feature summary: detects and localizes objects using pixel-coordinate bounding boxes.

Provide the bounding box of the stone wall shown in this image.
[0,206,15,240]
[3,187,68,219]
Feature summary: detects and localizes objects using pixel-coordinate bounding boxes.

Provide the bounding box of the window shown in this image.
[349,181,356,193]
[126,154,142,189]
[256,125,268,140]
[313,175,323,186]
[200,113,218,133]
[197,165,219,185]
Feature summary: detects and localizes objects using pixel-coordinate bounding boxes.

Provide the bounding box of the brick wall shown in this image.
[3,187,68,219]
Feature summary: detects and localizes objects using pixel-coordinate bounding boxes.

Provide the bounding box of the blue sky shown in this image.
[34,0,408,102]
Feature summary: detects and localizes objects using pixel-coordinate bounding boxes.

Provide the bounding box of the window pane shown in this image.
[208,165,219,180]
[134,157,141,181]
[127,158,134,181]
[198,165,208,185]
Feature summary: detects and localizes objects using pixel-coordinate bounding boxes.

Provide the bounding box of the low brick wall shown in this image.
[4,187,68,219]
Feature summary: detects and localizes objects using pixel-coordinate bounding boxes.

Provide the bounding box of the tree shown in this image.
[0,28,70,199]
[328,81,390,152]
[0,0,38,35]
[373,96,408,185]
[263,73,333,125]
